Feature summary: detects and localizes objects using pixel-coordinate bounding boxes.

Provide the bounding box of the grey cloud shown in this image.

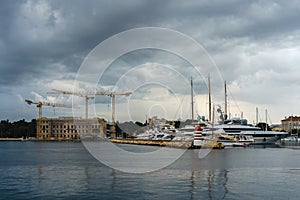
[1,0,300,122]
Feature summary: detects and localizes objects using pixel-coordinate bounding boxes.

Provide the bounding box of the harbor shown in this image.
[2,1,300,199]
[3,76,292,149]
[1,141,300,200]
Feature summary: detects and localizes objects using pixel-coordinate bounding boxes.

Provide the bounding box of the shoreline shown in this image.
[0,137,28,141]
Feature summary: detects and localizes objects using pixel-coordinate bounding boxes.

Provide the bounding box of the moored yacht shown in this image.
[203,123,287,144]
[216,134,254,147]
[281,136,299,142]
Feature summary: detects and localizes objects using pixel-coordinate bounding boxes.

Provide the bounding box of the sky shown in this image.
[1,0,300,124]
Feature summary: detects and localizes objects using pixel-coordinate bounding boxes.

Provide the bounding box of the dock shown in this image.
[110,138,193,148]
[0,137,27,141]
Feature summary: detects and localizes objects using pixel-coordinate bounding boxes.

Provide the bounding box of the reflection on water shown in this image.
[280,141,300,149]
[0,142,300,199]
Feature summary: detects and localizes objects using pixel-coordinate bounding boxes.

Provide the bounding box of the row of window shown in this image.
[41,129,93,134]
[42,134,79,139]
[40,125,102,129]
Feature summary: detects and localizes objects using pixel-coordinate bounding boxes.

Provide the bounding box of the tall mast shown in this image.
[191,77,194,123]
[265,109,268,131]
[256,107,258,125]
[208,74,212,123]
[224,81,227,118]
[212,104,215,138]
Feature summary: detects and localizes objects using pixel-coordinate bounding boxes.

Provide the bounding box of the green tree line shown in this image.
[0,119,36,138]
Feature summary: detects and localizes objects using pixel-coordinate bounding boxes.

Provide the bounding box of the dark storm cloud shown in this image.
[1,0,299,90]
[0,0,173,91]
[1,0,300,122]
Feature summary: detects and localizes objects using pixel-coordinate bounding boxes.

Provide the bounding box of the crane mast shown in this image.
[94,91,132,138]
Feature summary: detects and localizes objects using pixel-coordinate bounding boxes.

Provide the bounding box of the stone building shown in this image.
[281,116,300,133]
[37,117,107,141]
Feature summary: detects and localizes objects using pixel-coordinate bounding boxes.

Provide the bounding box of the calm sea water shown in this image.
[0,141,299,200]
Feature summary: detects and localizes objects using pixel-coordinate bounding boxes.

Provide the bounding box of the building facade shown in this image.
[37,117,107,141]
[281,116,300,133]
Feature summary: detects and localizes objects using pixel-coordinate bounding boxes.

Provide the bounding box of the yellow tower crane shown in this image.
[25,99,77,139]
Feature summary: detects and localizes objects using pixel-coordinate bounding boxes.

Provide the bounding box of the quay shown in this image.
[110,138,193,149]
[0,137,27,141]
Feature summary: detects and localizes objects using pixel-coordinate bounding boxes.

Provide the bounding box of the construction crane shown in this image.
[48,89,132,122]
[25,99,78,139]
[48,89,132,137]
[94,91,132,138]
[47,89,94,119]
[94,91,132,128]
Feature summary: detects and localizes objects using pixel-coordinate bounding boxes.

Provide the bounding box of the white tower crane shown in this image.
[47,89,94,119]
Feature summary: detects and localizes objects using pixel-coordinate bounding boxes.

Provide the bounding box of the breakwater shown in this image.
[0,137,27,141]
[110,138,192,148]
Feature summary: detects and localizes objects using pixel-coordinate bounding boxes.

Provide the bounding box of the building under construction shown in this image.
[37,117,107,141]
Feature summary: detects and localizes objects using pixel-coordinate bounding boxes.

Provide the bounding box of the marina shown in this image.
[2,1,300,199]
[116,77,289,149]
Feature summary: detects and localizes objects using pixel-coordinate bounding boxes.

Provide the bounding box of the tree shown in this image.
[0,119,36,138]
[256,122,271,131]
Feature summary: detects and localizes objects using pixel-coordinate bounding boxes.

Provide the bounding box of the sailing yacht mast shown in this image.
[256,107,259,125]
[224,81,227,119]
[191,77,194,123]
[265,109,268,131]
[208,74,212,123]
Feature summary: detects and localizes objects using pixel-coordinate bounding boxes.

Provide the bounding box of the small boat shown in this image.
[281,136,299,142]
[232,143,249,147]
[216,134,254,147]
[202,140,225,149]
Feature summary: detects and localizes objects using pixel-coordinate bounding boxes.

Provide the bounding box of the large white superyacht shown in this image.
[202,119,287,144]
